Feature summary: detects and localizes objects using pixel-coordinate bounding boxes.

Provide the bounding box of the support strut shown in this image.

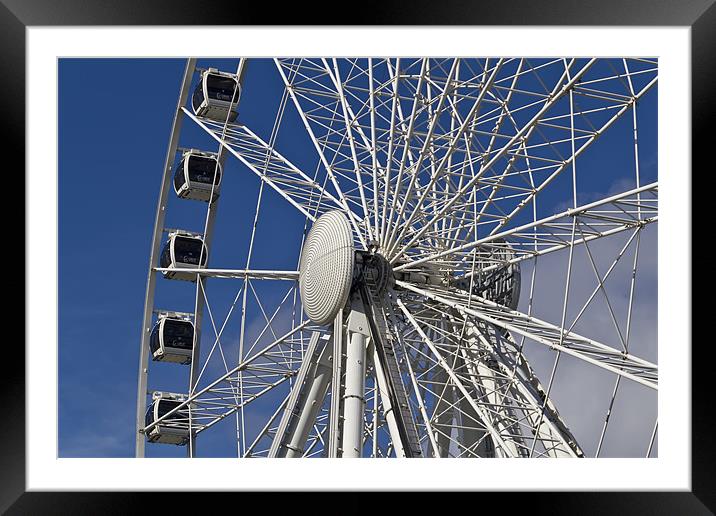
[359,286,422,457]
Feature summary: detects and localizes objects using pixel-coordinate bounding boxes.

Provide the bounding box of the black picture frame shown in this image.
[6,0,712,513]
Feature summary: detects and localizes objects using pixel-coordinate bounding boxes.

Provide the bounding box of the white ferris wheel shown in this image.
[136,57,658,459]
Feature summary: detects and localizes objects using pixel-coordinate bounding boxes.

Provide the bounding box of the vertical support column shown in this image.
[342,295,370,458]
[327,309,344,457]
[136,58,197,458]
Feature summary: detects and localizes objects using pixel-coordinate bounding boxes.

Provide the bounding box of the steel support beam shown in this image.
[284,341,332,458]
[269,332,332,458]
[361,288,423,457]
[369,345,407,458]
[342,296,370,457]
[327,310,344,458]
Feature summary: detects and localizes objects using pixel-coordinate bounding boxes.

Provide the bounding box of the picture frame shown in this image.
[7,0,712,512]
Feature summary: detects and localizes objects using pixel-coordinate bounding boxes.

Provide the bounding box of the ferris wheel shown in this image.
[136,57,658,459]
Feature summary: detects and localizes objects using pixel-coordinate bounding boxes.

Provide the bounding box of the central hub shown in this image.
[353,250,394,298]
[299,211,395,326]
[299,211,356,326]
[299,211,522,325]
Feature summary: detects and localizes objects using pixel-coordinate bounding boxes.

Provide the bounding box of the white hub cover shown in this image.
[299,210,355,325]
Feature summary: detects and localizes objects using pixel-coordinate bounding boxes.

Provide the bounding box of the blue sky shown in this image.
[58,58,657,458]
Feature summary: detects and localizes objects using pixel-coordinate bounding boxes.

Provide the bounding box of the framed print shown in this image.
[8,0,714,513]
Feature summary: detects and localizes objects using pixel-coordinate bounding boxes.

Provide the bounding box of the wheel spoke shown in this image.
[396,280,657,389]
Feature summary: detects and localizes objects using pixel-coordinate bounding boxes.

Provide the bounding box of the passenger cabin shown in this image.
[149,316,195,364]
[159,233,208,281]
[191,68,241,123]
[145,392,190,445]
[173,150,222,202]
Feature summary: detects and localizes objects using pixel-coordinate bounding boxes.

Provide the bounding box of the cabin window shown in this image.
[149,324,161,354]
[187,155,221,185]
[206,75,238,103]
[164,320,194,350]
[173,159,187,191]
[159,242,172,268]
[191,82,205,111]
[174,237,207,266]
[157,400,182,422]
